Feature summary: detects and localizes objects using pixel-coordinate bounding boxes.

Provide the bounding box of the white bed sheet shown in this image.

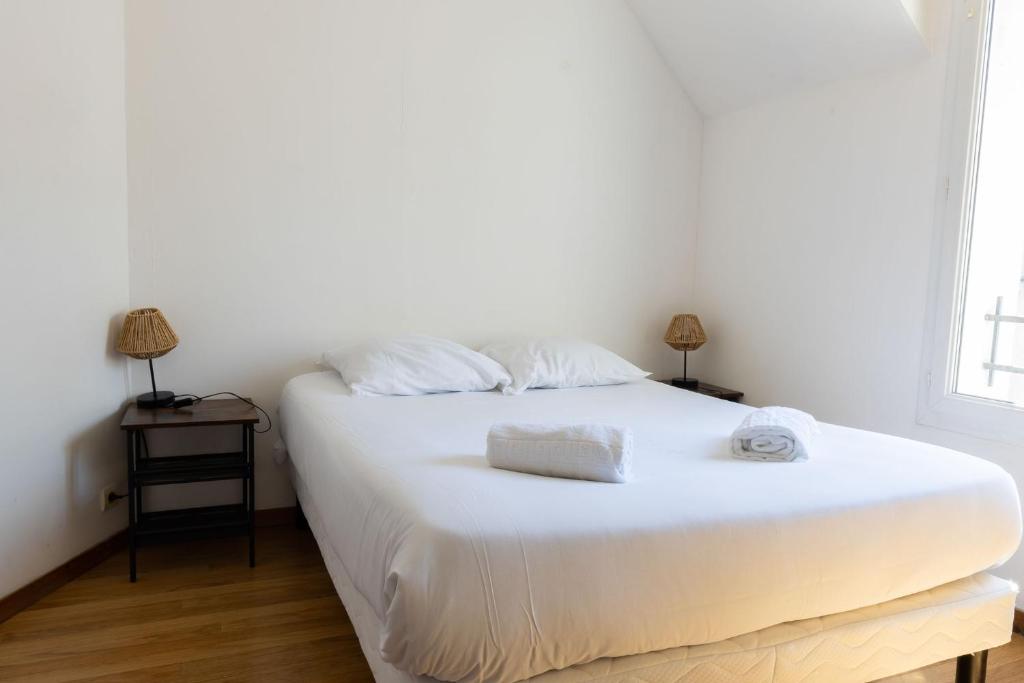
[279,372,1021,683]
[292,461,1017,683]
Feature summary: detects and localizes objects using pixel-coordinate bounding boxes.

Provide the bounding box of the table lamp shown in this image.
[663,313,706,389]
[116,307,179,409]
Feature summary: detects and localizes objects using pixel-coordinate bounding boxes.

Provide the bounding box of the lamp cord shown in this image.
[172,392,273,434]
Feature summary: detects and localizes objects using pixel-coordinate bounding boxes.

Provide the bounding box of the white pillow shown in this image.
[479,338,649,395]
[323,335,512,396]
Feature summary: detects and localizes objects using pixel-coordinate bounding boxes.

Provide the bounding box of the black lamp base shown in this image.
[137,390,175,409]
[671,377,699,389]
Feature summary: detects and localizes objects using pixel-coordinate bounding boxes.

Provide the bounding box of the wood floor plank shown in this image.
[0,525,1020,682]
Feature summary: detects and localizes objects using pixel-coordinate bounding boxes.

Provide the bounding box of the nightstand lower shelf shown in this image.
[136,504,250,542]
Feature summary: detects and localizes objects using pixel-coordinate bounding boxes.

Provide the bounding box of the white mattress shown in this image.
[279,372,1022,683]
[292,461,1017,683]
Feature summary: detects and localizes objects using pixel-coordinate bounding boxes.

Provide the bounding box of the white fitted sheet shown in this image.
[292,462,1017,683]
[279,372,1022,683]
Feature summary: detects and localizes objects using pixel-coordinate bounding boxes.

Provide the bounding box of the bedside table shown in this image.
[120,399,259,582]
[656,379,744,403]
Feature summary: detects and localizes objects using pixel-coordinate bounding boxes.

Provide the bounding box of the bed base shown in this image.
[955,651,988,683]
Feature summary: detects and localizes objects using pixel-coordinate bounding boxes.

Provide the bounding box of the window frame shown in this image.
[917,0,1024,443]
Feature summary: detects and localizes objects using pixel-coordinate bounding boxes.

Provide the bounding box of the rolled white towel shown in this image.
[486,422,633,483]
[731,407,819,462]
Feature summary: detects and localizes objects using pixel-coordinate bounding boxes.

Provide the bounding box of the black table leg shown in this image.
[135,431,144,515]
[248,424,255,567]
[955,651,988,683]
[241,425,248,513]
[127,430,137,583]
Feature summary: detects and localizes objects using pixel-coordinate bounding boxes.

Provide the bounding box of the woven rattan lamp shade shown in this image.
[116,308,179,360]
[663,314,706,352]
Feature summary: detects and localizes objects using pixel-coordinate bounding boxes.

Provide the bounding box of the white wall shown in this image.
[125,0,703,509]
[0,1,129,598]
[694,2,1024,600]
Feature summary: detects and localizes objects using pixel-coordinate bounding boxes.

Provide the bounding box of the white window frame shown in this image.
[917,0,1024,444]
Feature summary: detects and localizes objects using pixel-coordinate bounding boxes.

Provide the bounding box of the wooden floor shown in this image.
[1,525,1022,682]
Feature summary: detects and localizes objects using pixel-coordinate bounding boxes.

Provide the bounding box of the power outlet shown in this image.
[100,483,124,512]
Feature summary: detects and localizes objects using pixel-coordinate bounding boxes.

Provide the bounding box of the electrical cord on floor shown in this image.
[172,391,272,434]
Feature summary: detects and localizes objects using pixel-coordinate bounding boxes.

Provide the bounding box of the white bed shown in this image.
[279,372,1022,683]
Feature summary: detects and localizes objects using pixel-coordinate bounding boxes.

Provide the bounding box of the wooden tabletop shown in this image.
[655,379,744,402]
[121,398,259,430]
[689,382,744,401]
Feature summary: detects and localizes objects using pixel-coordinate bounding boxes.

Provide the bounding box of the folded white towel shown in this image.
[486,422,633,483]
[731,407,820,462]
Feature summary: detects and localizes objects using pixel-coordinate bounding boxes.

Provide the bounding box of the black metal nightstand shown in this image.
[656,379,744,402]
[120,399,259,582]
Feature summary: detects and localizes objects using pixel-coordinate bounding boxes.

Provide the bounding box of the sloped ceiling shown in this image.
[628,0,931,116]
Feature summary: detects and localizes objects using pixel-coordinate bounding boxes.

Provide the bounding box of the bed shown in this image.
[278,372,1022,683]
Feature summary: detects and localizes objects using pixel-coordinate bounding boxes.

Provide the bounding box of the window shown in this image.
[953,0,1024,402]
[920,0,1024,443]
